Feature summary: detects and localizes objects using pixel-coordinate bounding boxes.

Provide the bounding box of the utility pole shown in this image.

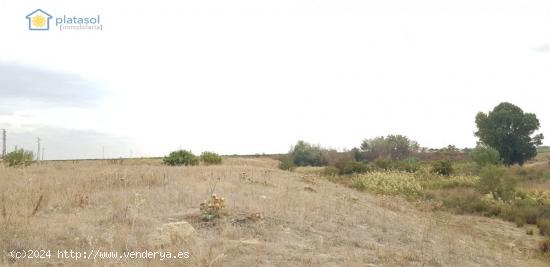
[36,137,41,161]
[1,129,5,158]
[102,146,105,159]
[42,147,45,161]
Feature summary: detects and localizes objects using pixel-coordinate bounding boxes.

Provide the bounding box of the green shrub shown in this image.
[373,157,393,170]
[452,161,479,176]
[442,196,495,214]
[4,149,34,167]
[469,146,501,167]
[322,166,339,176]
[289,140,328,166]
[333,160,370,175]
[477,165,517,201]
[395,158,420,173]
[163,150,199,166]
[512,201,542,225]
[350,172,423,196]
[360,135,420,161]
[350,179,367,191]
[430,160,453,176]
[200,151,222,165]
[351,147,365,162]
[278,156,296,171]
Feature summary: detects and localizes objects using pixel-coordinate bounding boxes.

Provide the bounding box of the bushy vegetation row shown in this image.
[2,149,34,167]
[273,101,549,255]
[163,150,223,166]
[320,153,550,249]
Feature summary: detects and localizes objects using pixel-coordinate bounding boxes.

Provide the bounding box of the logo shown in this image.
[26,9,52,30]
[25,9,103,31]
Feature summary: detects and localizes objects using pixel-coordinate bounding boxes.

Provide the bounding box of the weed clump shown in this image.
[537,218,550,236]
[540,237,550,255]
[200,194,226,221]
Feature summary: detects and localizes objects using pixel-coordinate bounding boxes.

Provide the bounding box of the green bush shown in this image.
[4,149,34,167]
[442,196,495,214]
[322,166,340,176]
[395,158,420,173]
[334,160,370,175]
[430,160,453,176]
[278,156,296,171]
[289,140,328,166]
[200,151,222,165]
[360,135,420,161]
[163,150,199,166]
[511,200,542,225]
[373,157,393,170]
[477,165,517,201]
[469,146,501,167]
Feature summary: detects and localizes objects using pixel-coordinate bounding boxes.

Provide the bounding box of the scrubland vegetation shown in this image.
[1,102,549,266]
[1,157,549,266]
[278,102,550,258]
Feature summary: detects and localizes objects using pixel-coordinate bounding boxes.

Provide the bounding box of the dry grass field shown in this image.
[1,157,548,266]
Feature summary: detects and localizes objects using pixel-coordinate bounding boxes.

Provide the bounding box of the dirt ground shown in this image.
[0,158,547,266]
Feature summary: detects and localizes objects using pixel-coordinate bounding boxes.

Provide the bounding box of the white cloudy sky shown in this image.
[0,0,549,159]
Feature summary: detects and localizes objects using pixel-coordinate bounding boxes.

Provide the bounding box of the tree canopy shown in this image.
[360,135,419,161]
[475,102,544,165]
[290,140,327,166]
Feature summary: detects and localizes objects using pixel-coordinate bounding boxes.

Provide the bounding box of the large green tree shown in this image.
[475,102,544,165]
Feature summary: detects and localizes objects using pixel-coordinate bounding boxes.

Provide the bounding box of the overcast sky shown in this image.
[1,0,549,159]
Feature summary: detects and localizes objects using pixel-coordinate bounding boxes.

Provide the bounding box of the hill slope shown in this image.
[0,158,546,266]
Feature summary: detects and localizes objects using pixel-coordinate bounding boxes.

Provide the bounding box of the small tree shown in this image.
[477,165,516,201]
[430,160,453,176]
[475,102,544,165]
[163,150,199,166]
[469,146,501,167]
[278,156,296,171]
[351,147,365,162]
[200,151,222,165]
[4,149,34,167]
[290,140,328,166]
[360,135,419,161]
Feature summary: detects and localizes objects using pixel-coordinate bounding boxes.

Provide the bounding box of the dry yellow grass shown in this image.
[0,158,547,266]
